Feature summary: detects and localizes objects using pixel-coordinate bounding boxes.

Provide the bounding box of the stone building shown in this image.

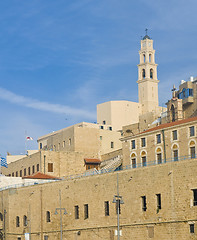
[0,33,197,239]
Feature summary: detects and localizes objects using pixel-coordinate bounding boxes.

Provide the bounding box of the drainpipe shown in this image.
[162,129,166,162]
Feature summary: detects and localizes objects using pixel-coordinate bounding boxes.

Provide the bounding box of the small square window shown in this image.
[190,126,195,137]
[103,120,106,125]
[108,127,112,131]
[44,236,49,240]
[100,126,104,130]
[100,136,102,140]
[111,142,114,148]
[141,138,146,147]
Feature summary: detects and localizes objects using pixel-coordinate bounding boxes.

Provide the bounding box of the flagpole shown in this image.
[25,130,27,155]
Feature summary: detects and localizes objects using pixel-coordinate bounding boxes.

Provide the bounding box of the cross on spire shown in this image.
[171,84,176,98]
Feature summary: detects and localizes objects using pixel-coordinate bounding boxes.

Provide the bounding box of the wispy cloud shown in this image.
[0,87,96,120]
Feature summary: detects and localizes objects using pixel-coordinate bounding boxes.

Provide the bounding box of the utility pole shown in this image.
[3,209,6,240]
[112,173,124,240]
[55,190,67,240]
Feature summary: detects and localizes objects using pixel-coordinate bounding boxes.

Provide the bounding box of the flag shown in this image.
[1,157,8,168]
[26,136,33,141]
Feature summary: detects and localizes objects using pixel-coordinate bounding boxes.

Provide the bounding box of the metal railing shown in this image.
[0,154,196,192]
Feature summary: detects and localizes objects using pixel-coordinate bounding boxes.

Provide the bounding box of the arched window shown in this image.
[172,144,178,161]
[143,54,145,62]
[16,216,20,227]
[23,215,28,227]
[156,148,162,164]
[141,151,147,167]
[150,69,153,79]
[171,105,175,122]
[46,211,51,223]
[149,54,151,62]
[190,140,196,159]
[0,213,3,221]
[142,69,145,79]
[131,153,136,168]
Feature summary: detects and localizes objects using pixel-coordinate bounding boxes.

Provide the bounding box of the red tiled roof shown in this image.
[84,158,101,164]
[23,172,60,180]
[141,116,197,135]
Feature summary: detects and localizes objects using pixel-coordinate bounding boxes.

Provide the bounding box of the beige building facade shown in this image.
[1,156,197,239]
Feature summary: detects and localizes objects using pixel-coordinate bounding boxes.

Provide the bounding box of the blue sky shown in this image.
[0,0,196,156]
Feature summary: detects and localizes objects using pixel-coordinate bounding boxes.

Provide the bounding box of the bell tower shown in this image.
[137,30,159,114]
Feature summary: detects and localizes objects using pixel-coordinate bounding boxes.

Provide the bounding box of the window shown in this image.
[103,120,106,125]
[16,216,20,227]
[100,136,102,140]
[108,126,112,131]
[171,105,175,122]
[84,204,89,219]
[193,189,197,206]
[142,156,146,167]
[69,138,71,145]
[173,149,178,161]
[32,165,35,174]
[190,224,195,234]
[48,163,53,172]
[111,142,114,148]
[44,236,49,240]
[28,167,31,176]
[24,168,26,176]
[172,130,177,140]
[100,126,104,130]
[63,141,65,148]
[157,153,162,164]
[190,146,196,159]
[37,164,39,172]
[105,201,109,216]
[20,170,22,177]
[132,158,136,168]
[141,196,147,211]
[131,140,135,149]
[40,143,42,149]
[190,126,195,137]
[12,172,14,177]
[23,215,28,226]
[58,143,60,150]
[150,69,153,79]
[141,138,146,147]
[156,134,161,144]
[16,171,18,177]
[17,238,21,240]
[75,205,79,219]
[156,194,161,212]
[46,211,51,222]
[142,69,145,79]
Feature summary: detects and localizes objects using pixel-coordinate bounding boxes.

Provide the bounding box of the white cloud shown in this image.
[0,87,96,120]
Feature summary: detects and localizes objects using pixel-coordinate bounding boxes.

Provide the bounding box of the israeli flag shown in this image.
[1,157,8,168]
